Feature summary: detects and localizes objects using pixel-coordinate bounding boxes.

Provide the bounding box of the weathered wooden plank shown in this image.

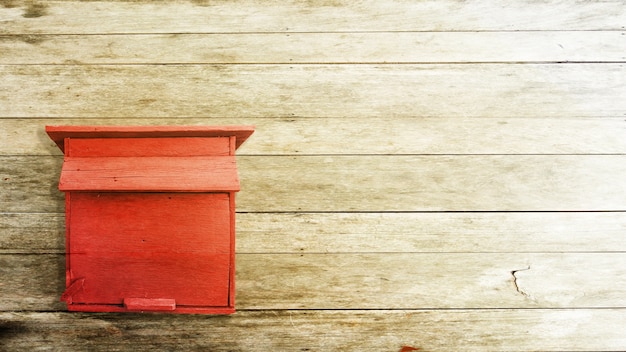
[0,213,64,251]
[3,212,626,253]
[238,253,626,309]
[4,117,626,156]
[2,32,625,64]
[237,155,626,212]
[1,64,624,118]
[0,254,66,311]
[236,212,626,254]
[1,0,625,34]
[0,156,63,213]
[2,253,625,311]
[3,155,626,212]
[1,310,625,351]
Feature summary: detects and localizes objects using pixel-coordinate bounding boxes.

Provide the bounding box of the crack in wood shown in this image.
[511,266,531,298]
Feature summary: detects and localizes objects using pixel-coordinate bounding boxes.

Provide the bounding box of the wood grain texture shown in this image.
[3,253,626,311]
[4,211,626,253]
[1,0,624,349]
[4,155,626,212]
[235,212,626,254]
[237,253,626,309]
[59,156,240,191]
[1,64,624,118]
[237,155,626,212]
[2,31,625,64]
[1,310,625,351]
[66,193,232,309]
[0,213,64,251]
[1,0,625,33]
[66,137,231,157]
[4,117,626,156]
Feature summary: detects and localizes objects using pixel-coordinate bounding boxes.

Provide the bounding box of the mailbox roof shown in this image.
[46,125,255,153]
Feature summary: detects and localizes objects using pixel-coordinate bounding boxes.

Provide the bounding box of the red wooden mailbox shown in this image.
[46,125,254,314]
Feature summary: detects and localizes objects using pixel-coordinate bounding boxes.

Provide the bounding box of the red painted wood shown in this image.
[229,191,237,308]
[46,125,254,152]
[59,277,84,304]
[46,125,253,314]
[124,298,177,311]
[59,156,240,192]
[68,193,232,308]
[68,137,231,157]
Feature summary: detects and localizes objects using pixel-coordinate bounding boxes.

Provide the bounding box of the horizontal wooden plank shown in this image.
[4,212,626,253]
[1,310,625,351]
[2,31,625,64]
[4,117,626,156]
[2,253,625,310]
[59,156,240,191]
[0,156,63,213]
[236,212,626,253]
[238,253,626,309]
[1,0,625,33]
[1,64,624,118]
[0,213,64,251]
[237,155,626,212]
[3,155,626,212]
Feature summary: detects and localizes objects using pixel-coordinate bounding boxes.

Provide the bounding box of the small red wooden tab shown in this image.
[124,298,176,311]
[46,125,253,314]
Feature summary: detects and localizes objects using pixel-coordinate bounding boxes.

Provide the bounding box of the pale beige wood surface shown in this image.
[1,0,625,33]
[2,310,624,352]
[4,212,626,253]
[1,0,625,350]
[3,155,626,213]
[1,64,624,118]
[2,253,625,311]
[2,31,625,64]
[4,117,626,156]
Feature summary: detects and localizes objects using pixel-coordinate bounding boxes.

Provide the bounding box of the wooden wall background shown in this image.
[1,0,625,350]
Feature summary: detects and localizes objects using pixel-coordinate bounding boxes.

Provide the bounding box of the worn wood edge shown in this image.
[1,0,625,33]
[2,253,625,311]
[3,155,626,212]
[1,64,624,118]
[1,309,625,351]
[4,117,626,156]
[2,32,625,64]
[3,212,626,253]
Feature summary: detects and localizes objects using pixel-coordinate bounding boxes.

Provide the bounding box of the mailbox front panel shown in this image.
[67,192,233,310]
